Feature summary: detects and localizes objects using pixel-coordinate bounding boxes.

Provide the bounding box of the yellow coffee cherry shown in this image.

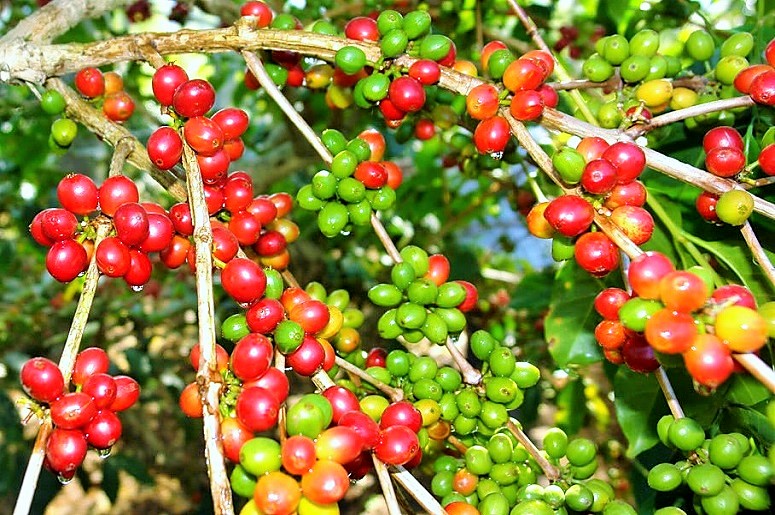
[636,79,673,107]
[670,87,699,110]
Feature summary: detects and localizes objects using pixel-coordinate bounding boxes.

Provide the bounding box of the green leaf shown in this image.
[726,375,772,406]
[545,261,604,367]
[555,379,587,435]
[721,406,775,449]
[614,368,667,458]
[510,270,554,313]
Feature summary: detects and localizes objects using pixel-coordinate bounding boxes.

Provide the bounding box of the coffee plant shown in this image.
[1,0,774,514]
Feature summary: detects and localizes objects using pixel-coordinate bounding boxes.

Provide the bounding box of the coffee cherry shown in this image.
[628,251,675,299]
[152,64,188,106]
[705,147,745,177]
[40,90,66,115]
[715,189,753,225]
[74,67,105,98]
[543,195,594,237]
[45,428,88,475]
[696,191,720,223]
[46,240,88,282]
[57,173,98,215]
[240,1,273,27]
[172,79,215,118]
[221,258,266,305]
[574,232,619,277]
[750,69,775,105]
[99,175,139,216]
[21,357,64,403]
[473,116,511,155]
[715,305,767,352]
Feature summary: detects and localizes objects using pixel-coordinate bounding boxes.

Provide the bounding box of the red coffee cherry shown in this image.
[172,79,216,118]
[152,64,189,106]
[20,357,65,403]
[574,231,620,277]
[543,195,594,237]
[74,67,105,98]
[99,175,139,217]
[46,240,88,282]
[147,126,183,170]
[57,174,98,215]
[221,258,266,305]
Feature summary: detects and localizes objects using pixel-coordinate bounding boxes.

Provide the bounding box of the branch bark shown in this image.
[181,144,233,515]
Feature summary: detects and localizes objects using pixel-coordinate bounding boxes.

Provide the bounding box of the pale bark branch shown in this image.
[181,144,233,515]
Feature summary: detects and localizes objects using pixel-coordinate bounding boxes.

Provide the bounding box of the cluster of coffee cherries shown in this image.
[230,386,424,514]
[594,251,773,388]
[734,38,775,107]
[31,173,174,287]
[44,68,134,152]
[74,68,136,123]
[146,63,249,181]
[368,247,477,345]
[527,137,652,277]
[166,185,298,273]
[19,348,139,480]
[648,414,773,514]
[363,330,539,435]
[694,126,772,227]
[297,128,402,237]
[464,44,557,155]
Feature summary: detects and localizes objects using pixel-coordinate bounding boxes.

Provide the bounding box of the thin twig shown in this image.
[391,466,448,515]
[654,367,685,419]
[734,354,775,394]
[740,222,775,291]
[334,356,403,401]
[108,138,134,178]
[505,0,599,126]
[447,435,469,455]
[181,144,233,515]
[373,456,402,515]
[275,349,287,445]
[311,369,336,391]
[506,419,560,481]
[281,269,300,289]
[13,421,52,515]
[371,213,402,263]
[445,338,482,385]
[540,108,775,221]
[242,50,333,164]
[14,219,112,515]
[625,96,755,138]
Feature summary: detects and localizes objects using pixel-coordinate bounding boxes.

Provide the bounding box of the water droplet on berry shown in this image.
[131,285,144,292]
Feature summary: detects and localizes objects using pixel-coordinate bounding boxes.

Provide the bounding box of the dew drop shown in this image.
[57,473,74,485]
[131,285,144,292]
[98,447,112,459]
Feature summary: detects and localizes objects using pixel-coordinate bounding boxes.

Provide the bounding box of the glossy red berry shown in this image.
[147,126,183,170]
[113,202,149,247]
[57,174,98,215]
[50,392,97,429]
[473,116,511,155]
[110,375,140,412]
[703,127,744,153]
[96,236,131,277]
[602,142,646,183]
[99,175,139,217]
[388,76,426,113]
[46,240,88,282]
[628,251,675,299]
[138,212,175,253]
[509,90,544,121]
[152,64,189,106]
[705,147,745,177]
[41,208,79,242]
[74,67,105,98]
[695,191,720,223]
[211,108,250,140]
[240,1,273,27]
[20,357,64,403]
[574,231,620,277]
[172,79,216,118]
[221,258,266,305]
[45,428,87,475]
[581,159,618,194]
[594,287,630,320]
[84,410,123,449]
[183,116,224,156]
[543,195,594,237]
